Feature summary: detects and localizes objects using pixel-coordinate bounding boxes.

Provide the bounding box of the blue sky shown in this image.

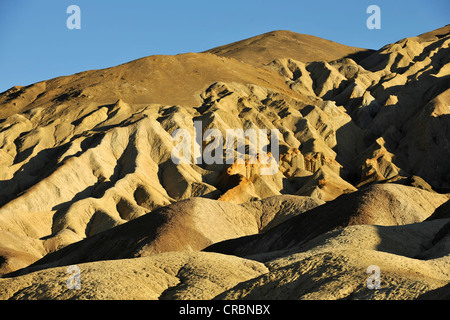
[0,0,448,93]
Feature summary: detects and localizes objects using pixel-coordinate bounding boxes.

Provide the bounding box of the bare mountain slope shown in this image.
[205,30,374,66]
[204,184,448,257]
[2,196,323,276]
[1,216,449,300]
[0,52,308,120]
[0,251,269,300]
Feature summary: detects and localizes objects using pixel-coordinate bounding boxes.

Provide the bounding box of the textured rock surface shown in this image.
[0,251,268,300]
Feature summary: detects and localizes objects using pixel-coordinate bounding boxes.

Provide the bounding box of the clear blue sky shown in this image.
[0,0,448,93]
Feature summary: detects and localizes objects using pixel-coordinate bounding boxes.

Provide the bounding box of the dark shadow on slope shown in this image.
[203,184,379,257]
[51,130,140,226]
[3,207,169,278]
[417,283,450,300]
[0,144,70,207]
[343,49,376,64]
[333,121,366,180]
[204,182,448,259]
[427,200,450,221]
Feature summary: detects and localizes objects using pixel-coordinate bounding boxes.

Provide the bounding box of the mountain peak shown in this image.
[205,29,373,66]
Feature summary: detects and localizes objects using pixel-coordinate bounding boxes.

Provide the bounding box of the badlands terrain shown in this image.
[0,25,449,300]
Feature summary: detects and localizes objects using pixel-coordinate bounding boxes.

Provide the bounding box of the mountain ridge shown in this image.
[204,29,375,66]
